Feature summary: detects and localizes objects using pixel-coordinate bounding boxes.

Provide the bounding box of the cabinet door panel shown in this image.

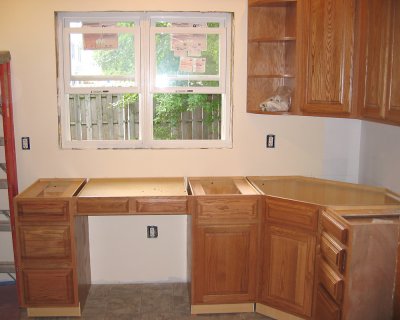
[387,0,400,123]
[299,0,355,115]
[259,224,316,317]
[21,269,76,307]
[359,0,391,120]
[315,286,341,320]
[193,224,258,304]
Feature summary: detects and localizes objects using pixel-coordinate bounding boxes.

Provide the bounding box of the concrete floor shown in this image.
[2,283,273,320]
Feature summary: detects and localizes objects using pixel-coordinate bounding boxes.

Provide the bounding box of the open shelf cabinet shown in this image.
[247,0,298,114]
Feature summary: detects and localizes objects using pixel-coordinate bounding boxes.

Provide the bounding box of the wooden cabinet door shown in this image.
[258,224,316,317]
[298,0,355,115]
[386,0,400,123]
[192,224,258,304]
[358,0,392,120]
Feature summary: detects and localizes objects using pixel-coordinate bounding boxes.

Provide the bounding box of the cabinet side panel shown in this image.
[344,223,399,320]
[74,216,91,308]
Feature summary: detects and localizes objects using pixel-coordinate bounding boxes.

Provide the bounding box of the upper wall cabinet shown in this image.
[386,0,400,124]
[359,0,400,125]
[247,0,299,115]
[298,0,356,116]
[357,0,392,121]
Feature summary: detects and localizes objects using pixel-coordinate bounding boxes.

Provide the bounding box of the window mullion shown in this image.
[141,18,152,148]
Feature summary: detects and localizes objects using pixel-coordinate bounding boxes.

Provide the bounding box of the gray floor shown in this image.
[18,283,273,320]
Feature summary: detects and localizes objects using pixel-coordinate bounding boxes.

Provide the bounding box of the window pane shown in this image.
[69,32,135,87]
[68,93,139,140]
[153,93,221,140]
[155,33,220,88]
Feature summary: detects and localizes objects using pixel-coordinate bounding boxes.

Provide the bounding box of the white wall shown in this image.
[359,121,400,194]
[0,0,361,283]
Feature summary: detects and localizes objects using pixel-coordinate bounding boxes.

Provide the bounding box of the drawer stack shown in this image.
[316,208,400,320]
[15,200,77,307]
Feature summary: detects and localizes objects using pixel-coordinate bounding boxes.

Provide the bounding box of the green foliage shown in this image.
[93,33,135,76]
[153,93,221,140]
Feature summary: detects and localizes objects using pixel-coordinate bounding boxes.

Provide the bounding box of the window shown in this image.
[56,12,232,149]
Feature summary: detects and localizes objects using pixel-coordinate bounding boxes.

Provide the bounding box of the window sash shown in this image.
[63,26,140,93]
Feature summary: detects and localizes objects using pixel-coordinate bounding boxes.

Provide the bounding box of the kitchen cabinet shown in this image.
[188,177,262,314]
[357,0,392,120]
[13,179,89,317]
[386,0,400,123]
[247,0,299,114]
[257,197,318,318]
[358,0,400,125]
[248,176,400,319]
[298,0,356,116]
[316,208,400,320]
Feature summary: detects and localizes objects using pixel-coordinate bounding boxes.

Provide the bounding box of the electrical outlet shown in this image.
[147,226,158,238]
[21,137,30,150]
[266,134,275,148]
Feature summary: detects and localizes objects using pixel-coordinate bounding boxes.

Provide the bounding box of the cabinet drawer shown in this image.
[19,225,71,260]
[21,269,76,306]
[77,198,129,214]
[321,211,348,244]
[319,260,344,303]
[17,201,69,222]
[315,286,341,320]
[196,197,259,223]
[136,197,187,214]
[321,232,346,273]
[265,198,318,231]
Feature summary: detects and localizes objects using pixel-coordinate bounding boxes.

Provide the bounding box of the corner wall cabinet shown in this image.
[12,176,400,318]
[247,0,299,114]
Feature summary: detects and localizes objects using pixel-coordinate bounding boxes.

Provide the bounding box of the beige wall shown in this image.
[0,0,361,282]
[359,121,400,194]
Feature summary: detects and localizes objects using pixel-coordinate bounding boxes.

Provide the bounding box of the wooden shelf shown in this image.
[247,0,297,114]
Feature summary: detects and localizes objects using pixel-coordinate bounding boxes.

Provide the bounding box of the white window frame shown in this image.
[56,11,232,149]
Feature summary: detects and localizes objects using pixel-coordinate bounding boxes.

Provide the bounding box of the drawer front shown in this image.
[77,198,129,214]
[136,197,187,214]
[21,269,76,306]
[266,198,319,231]
[321,232,346,273]
[319,260,344,303]
[19,225,71,260]
[321,211,348,244]
[196,197,259,223]
[315,286,341,320]
[17,201,69,222]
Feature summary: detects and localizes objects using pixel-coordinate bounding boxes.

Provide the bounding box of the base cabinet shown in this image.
[190,193,262,309]
[316,209,400,320]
